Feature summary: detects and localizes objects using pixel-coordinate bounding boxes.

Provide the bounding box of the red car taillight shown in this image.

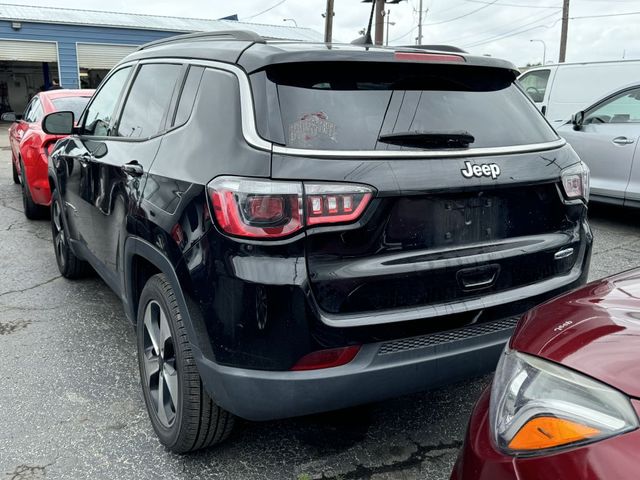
[305,183,373,226]
[207,177,374,239]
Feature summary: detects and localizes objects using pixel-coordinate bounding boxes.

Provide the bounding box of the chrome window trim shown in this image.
[272,138,566,159]
[121,57,273,152]
[118,57,566,158]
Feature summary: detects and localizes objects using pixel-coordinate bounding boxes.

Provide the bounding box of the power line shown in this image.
[243,0,287,20]
[439,8,558,45]
[389,23,418,42]
[464,0,561,8]
[462,10,560,48]
[570,10,640,19]
[425,0,499,25]
[460,8,640,50]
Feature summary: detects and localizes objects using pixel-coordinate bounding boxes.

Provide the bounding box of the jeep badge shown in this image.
[461,161,501,180]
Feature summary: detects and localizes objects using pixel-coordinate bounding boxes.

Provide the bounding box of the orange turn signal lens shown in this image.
[508,416,601,451]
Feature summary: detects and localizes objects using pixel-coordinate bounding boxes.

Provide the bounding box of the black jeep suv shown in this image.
[43,31,592,453]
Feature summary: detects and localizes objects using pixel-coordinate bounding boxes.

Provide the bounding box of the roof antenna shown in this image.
[351,0,376,45]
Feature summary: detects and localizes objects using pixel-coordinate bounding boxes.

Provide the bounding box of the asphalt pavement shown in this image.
[1,123,640,480]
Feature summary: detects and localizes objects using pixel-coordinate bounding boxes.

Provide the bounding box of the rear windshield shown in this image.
[251,62,558,150]
[52,97,91,120]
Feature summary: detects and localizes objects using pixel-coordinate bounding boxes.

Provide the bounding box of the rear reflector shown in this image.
[394,52,465,63]
[291,345,361,371]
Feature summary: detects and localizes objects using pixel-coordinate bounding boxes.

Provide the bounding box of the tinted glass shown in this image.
[23,99,36,122]
[117,64,182,138]
[25,98,43,123]
[52,97,91,120]
[518,69,550,103]
[32,102,44,122]
[173,66,204,127]
[256,62,558,150]
[585,88,640,124]
[84,66,131,136]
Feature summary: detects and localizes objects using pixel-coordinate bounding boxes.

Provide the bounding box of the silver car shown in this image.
[558,84,640,208]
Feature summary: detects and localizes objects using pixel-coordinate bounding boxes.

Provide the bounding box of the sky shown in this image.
[13,0,640,67]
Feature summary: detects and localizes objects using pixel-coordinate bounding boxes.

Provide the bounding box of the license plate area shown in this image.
[384,186,561,249]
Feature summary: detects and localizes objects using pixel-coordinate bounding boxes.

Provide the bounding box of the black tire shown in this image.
[12,157,19,184]
[51,189,92,278]
[137,273,234,453]
[19,160,47,220]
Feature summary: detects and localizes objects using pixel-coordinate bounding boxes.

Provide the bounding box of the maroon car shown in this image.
[452,268,640,480]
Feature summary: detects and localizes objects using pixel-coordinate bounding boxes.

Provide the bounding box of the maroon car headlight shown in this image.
[489,348,638,456]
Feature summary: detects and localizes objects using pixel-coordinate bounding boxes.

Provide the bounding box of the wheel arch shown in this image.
[124,237,202,352]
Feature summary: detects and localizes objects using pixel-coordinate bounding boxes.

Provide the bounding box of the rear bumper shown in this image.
[195,262,589,421]
[194,315,514,421]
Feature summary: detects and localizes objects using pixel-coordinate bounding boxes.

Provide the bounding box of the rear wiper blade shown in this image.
[378,131,475,149]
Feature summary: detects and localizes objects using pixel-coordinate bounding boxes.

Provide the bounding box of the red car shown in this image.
[6,89,93,218]
[452,268,640,480]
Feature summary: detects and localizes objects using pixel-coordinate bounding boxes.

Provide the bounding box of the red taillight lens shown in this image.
[394,51,465,63]
[305,183,373,226]
[209,177,303,239]
[291,345,361,371]
[207,177,374,239]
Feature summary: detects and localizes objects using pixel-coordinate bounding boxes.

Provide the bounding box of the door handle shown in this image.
[612,136,635,145]
[121,161,144,177]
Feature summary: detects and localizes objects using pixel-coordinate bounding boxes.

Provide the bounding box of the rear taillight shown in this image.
[209,177,303,239]
[290,345,361,371]
[561,163,590,202]
[207,176,374,240]
[305,183,373,226]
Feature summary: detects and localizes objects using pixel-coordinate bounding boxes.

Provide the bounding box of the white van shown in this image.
[518,60,640,126]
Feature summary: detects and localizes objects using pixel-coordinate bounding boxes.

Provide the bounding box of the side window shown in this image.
[585,88,640,125]
[32,101,44,123]
[24,98,42,123]
[116,63,182,138]
[83,66,132,137]
[23,99,36,122]
[172,66,204,128]
[518,69,550,103]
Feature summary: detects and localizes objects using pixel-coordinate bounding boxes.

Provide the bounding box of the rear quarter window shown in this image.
[252,62,558,151]
[52,97,91,120]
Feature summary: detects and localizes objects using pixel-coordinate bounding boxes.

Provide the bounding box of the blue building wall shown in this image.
[0,20,185,88]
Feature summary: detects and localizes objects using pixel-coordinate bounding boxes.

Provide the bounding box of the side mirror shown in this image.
[572,111,585,131]
[42,111,75,135]
[1,112,19,122]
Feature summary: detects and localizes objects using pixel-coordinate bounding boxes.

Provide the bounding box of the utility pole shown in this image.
[385,10,395,46]
[417,0,423,45]
[375,0,385,46]
[324,0,334,43]
[559,0,570,62]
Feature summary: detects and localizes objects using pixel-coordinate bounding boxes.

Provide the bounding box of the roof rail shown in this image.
[138,30,265,51]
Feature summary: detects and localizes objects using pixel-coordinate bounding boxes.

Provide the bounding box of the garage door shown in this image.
[0,39,57,62]
[76,44,138,69]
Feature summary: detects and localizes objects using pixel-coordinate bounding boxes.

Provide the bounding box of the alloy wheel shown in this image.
[52,199,66,271]
[142,300,178,428]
